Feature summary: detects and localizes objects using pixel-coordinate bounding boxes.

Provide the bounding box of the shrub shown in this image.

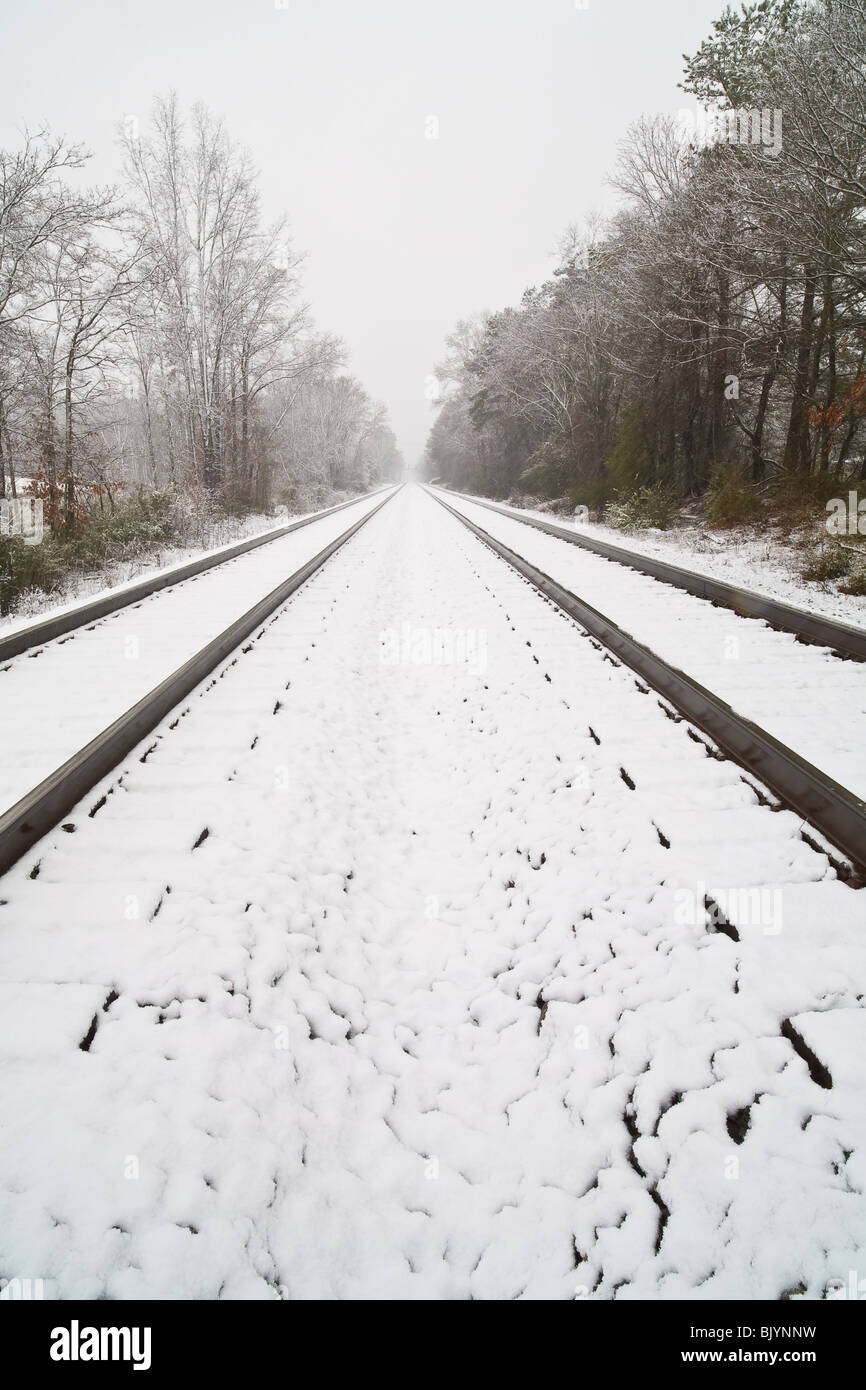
[767,471,852,532]
[569,472,612,513]
[518,442,573,500]
[0,489,189,617]
[0,532,66,615]
[707,464,761,527]
[840,569,866,596]
[607,483,679,531]
[800,544,852,582]
[275,478,334,513]
[70,489,183,569]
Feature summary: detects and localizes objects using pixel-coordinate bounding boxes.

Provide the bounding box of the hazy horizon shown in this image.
[1,0,725,468]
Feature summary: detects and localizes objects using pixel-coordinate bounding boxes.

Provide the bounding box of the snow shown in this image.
[439,490,866,801]
[456,492,866,627]
[0,495,379,640]
[790,1009,866,1092]
[0,485,863,1300]
[0,490,394,817]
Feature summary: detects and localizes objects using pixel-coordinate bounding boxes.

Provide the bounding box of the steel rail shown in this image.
[430,487,866,878]
[0,488,397,879]
[434,487,866,661]
[0,486,394,663]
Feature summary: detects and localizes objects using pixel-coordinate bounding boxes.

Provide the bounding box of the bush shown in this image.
[275,478,335,514]
[569,472,613,513]
[766,472,852,533]
[840,569,866,596]
[0,532,67,615]
[1,488,204,618]
[707,464,761,527]
[607,483,679,531]
[70,489,184,569]
[518,441,574,500]
[800,544,852,582]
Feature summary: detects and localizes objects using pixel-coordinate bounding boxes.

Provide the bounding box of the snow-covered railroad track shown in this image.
[0,487,391,663]
[438,487,866,660]
[0,488,397,821]
[437,489,866,809]
[0,489,396,877]
[1,485,863,1300]
[431,490,866,880]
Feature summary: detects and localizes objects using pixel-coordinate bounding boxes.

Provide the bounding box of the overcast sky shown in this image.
[1,0,725,468]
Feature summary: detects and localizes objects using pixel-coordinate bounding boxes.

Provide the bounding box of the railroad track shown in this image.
[2,479,863,884]
[0,487,397,878]
[428,487,866,880]
[435,487,866,661]
[1,483,863,1302]
[0,485,392,663]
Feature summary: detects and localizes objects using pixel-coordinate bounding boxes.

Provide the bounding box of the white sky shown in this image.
[1,0,724,468]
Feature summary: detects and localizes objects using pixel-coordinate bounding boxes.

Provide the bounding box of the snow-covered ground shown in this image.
[0,485,863,1300]
[438,490,866,802]
[0,494,379,639]
[0,490,393,816]
[456,492,866,627]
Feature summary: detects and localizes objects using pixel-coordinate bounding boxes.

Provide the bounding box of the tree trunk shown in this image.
[240,363,249,486]
[750,352,779,483]
[816,272,836,472]
[141,370,158,485]
[782,268,817,473]
[64,355,76,533]
[707,251,732,474]
[44,399,59,526]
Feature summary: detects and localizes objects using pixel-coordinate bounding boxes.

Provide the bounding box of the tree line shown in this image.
[424,0,866,527]
[0,94,402,537]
